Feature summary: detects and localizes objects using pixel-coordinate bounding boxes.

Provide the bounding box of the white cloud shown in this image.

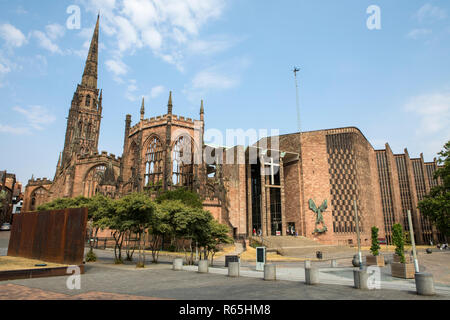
[187,36,239,55]
[81,0,229,68]
[192,70,238,90]
[0,23,27,47]
[414,4,447,23]
[150,85,165,98]
[122,0,158,29]
[404,91,450,136]
[142,27,162,50]
[125,79,139,101]
[190,57,250,91]
[15,6,28,15]
[0,125,31,135]
[406,28,432,40]
[0,62,11,75]
[184,57,250,102]
[31,30,62,54]
[114,15,142,53]
[105,58,128,77]
[45,24,65,41]
[13,105,56,130]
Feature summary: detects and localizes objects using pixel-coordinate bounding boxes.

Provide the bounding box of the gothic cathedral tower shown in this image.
[62,15,102,167]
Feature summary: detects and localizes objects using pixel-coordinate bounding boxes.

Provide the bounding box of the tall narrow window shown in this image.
[85,95,91,107]
[145,136,163,188]
[84,165,106,197]
[172,135,193,188]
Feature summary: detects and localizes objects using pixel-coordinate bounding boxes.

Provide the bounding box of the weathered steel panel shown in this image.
[7,208,88,265]
[44,210,67,263]
[64,208,88,264]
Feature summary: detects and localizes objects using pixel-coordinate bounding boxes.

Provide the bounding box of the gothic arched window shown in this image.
[85,95,91,107]
[83,165,106,197]
[145,136,163,188]
[172,135,193,188]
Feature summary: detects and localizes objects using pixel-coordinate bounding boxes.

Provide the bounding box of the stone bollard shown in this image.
[228,262,240,277]
[304,260,311,269]
[353,269,369,289]
[305,268,319,285]
[173,258,183,271]
[331,259,337,268]
[264,264,276,281]
[415,273,435,296]
[198,260,209,273]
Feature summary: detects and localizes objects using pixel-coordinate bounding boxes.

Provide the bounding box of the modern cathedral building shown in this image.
[23,17,445,246]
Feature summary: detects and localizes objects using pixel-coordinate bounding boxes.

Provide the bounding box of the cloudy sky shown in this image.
[0,0,449,185]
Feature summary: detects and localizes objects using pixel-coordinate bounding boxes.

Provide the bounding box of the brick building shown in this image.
[0,170,23,224]
[23,17,445,245]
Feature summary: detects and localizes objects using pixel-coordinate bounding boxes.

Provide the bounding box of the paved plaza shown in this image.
[0,259,448,300]
[1,232,449,300]
[0,232,450,300]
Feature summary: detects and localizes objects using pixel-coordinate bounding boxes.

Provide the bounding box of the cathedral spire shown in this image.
[140,97,145,121]
[81,14,99,89]
[167,91,173,114]
[56,152,62,169]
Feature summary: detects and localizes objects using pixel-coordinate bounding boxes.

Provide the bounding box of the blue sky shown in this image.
[0,0,449,186]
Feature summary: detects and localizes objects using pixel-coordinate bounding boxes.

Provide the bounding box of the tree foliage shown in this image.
[418,141,450,237]
[370,226,381,256]
[392,224,405,263]
[156,188,203,209]
[35,190,232,267]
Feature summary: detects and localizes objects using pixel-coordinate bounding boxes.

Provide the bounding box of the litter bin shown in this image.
[225,255,239,267]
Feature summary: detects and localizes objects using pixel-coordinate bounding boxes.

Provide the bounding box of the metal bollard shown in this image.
[415,273,435,296]
[228,262,240,277]
[264,264,276,281]
[331,259,337,268]
[305,268,319,285]
[198,260,209,273]
[173,258,183,271]
[353,269,369,289]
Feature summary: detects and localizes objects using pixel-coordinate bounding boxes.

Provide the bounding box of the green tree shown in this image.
[159,200,215,264]
[85,195,113,262]
[156,188,203,209]
[418,141,450,238]
[148,205,171,263]
[370,226,381,256]
[392,224,405,263]
[38,195,112,262]
[204,220,233,265]
[113,193,155,267]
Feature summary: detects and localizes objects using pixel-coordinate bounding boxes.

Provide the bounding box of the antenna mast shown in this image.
[293,66,306,237]
[293,67,301,133]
